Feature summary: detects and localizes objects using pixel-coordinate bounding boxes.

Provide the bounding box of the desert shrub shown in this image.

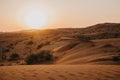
[0,63,4,66]
[25,50,53,65]
[37,43,44,49]
[3,49,9,53]
[9,53,20,61]
[74,35,90,41]
[102,44,113,47]
[37,50,53,62]
[10,43,13,46]
[27,40,33,45]
[37,42,50,49]
[117,50,120,52]
[112,56,120,62]
[25,54,38,64]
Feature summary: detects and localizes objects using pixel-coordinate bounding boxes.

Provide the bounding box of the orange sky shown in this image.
[0,0,120,32]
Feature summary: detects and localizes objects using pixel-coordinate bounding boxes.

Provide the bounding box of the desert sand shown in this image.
[0,23,120,80]
[0,65,120,80]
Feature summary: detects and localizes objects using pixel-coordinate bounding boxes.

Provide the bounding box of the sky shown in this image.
[0,0,120,32]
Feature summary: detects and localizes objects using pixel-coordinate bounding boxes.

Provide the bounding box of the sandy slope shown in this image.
[0,23,120,80]
[0,23,120,65]
[0,65,120,80]
[56,38,120,64]
[0,35,120,65]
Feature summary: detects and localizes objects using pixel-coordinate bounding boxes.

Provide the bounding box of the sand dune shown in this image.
[56,38,120,64]
[0,23,120,80]
[0,23,120,65]
[0,65,120,80]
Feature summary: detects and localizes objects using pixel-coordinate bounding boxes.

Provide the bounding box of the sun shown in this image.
[24,11,48,29]
[17,5,55,29]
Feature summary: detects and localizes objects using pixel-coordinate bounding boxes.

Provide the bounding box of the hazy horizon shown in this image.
[0,0,120,32]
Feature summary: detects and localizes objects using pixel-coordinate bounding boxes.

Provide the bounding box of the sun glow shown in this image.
[24,11,48,29]
[17,5,55,29]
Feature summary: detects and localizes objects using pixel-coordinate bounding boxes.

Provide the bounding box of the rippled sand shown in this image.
[0,65,120,80]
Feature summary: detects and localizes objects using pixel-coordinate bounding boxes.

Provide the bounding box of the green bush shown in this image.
[25,50,53,65]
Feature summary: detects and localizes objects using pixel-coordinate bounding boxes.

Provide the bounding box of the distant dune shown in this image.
[0,23,120,65]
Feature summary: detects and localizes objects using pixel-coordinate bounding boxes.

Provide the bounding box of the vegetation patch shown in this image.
[37,43,44,49]
[112,55,120,62]
[73,35,90,41]
[37,41,50,49]
[27,40,34,45]
[25,50,53,65]
[9,53,20,61]
[102,44,114,48]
